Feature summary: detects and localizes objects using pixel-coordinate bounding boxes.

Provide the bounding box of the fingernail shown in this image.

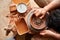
[39,17,42,19]
[40,33,44,35]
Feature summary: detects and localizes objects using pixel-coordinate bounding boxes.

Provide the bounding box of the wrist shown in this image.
[51,33,60,39]
[43,7,49,12]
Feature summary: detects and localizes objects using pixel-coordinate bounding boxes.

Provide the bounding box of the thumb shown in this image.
[40,33,45,35]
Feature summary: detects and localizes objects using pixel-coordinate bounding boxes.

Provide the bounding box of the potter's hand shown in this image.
[40,30,60,40]
[40,30,55,37]
[33,8,47,19]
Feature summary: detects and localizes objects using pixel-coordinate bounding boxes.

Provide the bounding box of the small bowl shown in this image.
[25,10,46,33]
[30,14,46,33]
[16,3,27,13]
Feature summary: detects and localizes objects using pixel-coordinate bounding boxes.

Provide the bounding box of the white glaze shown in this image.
[17,3,27,13]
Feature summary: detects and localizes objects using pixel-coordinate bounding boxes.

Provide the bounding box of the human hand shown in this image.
[33,8,47,19]
[40,30,55,37]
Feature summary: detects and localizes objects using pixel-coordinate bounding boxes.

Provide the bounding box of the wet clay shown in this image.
[30,15,46,30]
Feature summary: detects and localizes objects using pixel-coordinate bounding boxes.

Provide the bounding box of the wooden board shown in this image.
[15,19,29,35]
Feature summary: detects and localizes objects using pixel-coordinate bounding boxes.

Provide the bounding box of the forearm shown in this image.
[51,33,60,40]
[44,0,60,12]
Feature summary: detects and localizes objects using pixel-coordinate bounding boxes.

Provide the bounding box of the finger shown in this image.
[39,14,44,19]
[47,12,49,15]
[40,30,46,35]
[36,11,41,16]
[40,33,45,35]
[34,10,38,13]
[31,8,36,13]
[34,10,39,16]
[35,10,41,17]
[35,9,42,17]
